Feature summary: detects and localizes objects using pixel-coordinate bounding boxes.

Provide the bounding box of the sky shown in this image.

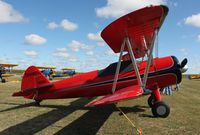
[0,0,199,73]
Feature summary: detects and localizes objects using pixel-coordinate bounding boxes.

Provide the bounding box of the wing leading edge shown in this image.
[86,85,143,107]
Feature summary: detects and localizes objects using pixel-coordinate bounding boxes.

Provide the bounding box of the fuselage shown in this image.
[34,56,182,100]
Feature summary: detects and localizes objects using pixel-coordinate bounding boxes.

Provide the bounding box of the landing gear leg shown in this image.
[150,88,170,118]
[1,78,6,83]
[147,95,155,108]
[147,88,160,108]
[35,100,42,106]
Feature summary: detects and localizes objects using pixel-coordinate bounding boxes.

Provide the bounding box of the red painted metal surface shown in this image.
[13,56,180,105]
[86,85,143,107]
[101,5,168,58]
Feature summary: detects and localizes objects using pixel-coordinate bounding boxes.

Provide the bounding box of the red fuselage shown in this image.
[29,56,181,101]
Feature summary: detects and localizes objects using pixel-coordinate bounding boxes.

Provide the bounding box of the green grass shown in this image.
[12,69,25,75]
[0,76,199,135]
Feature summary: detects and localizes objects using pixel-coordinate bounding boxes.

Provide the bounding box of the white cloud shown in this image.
[68,56,78,62]
[179,48,188,56]
[24,50,38,58]
[0,0,27,23]
[105,49,116,56]
[104,49,120,58]
[47,19,78,31]
[173,2,178,7]
[86,51,94,56]
[87,31,103,42]
[177,21,183,27]
[198,35,200,42]
[24,34,47,45]
[190,63,200,74]
[47,22,59,29]
[189,55,200,74]
[184,13,200,28]
[60,19,78,31]
[0,57,9,63]
[53,48,69,58]
[168,1,178,7]
[95,0,165,18]
[97,42,105,47]
[68,40,93,52]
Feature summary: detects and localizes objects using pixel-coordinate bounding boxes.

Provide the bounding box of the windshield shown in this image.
[98,60,133,77]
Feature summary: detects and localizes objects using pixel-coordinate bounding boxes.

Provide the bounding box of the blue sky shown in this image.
[0,0,199,73]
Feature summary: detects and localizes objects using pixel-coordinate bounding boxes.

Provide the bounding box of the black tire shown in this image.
[148,95,155,108]
[47,76,50,80]
[1,79,6,83]
[35,100,41,106]
[151,101,170,118]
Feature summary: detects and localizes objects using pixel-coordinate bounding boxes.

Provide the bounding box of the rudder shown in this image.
[21,66,51,91]
[13,66,53,98]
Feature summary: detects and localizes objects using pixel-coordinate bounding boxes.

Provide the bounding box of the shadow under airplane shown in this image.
[0,98,145,135]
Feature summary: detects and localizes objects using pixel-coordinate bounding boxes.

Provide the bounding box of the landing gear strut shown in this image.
[147,95,155,108]
[35,100,42,106]
[148,88,170,118]
[1,78,6,83]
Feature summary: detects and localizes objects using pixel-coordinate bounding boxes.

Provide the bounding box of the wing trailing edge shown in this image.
[86,85,143,107]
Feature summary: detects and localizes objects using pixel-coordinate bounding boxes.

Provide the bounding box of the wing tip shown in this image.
[12,91,24,97]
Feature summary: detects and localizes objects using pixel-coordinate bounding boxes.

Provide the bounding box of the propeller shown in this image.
[180,58,188,68]
[161,58,188,95]
[179,58,188,73]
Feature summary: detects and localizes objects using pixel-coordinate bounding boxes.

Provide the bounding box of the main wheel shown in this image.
[1,79,6,83]
[35,100,41,106]
[148,95,155,108]
[49,77,53,80]
[151,101,170,118]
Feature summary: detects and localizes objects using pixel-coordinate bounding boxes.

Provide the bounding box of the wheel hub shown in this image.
[156,105,166,115]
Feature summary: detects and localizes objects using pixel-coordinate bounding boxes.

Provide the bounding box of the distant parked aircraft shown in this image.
[36,66,56,80]
[0,63,18,83]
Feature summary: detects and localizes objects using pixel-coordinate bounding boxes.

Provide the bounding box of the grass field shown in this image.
[0,76,199,135]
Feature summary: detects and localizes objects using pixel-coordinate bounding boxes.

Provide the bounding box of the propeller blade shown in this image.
[180,58,188,68]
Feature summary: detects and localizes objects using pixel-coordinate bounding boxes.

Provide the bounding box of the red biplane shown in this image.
[13,5,188,118]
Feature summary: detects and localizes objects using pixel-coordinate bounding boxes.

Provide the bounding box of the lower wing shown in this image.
[86,85,143,107]
[2,74,15,77]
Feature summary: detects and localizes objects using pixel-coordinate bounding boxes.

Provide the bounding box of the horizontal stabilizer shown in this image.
[86,85,143,107]
[12,83,53,97]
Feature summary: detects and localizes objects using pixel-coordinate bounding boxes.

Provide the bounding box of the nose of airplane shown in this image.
[171,56,188,84]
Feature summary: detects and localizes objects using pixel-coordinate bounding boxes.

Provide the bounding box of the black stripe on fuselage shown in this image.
[81,57,182,89]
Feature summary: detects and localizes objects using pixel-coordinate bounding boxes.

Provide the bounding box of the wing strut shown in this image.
[142,30,158,87]
[111,30,158,94]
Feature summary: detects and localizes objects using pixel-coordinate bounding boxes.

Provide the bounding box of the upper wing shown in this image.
[62,68,75,71]
[86,85,143,107]
[101,5,168,58]
[36,66,56,69]
[0,63,18,67]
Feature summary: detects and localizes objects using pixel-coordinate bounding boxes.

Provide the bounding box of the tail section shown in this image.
[13,66,53,98]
